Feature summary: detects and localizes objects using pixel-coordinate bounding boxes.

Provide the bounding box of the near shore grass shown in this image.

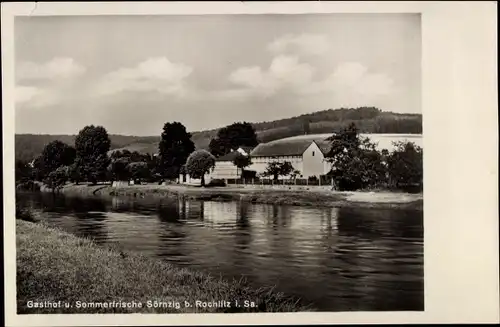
[56,183,423,210]
[16,220,310,314]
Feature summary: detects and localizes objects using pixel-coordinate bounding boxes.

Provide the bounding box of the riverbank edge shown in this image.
[16,219,310,314]
[49,183,423,210]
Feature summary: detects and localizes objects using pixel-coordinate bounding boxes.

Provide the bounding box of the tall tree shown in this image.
[158,122,195,179]
[15,160,33,183]
[209,122,258,157]
[326,123,386,191]
[74,125,111,185]
[185,150,216,187]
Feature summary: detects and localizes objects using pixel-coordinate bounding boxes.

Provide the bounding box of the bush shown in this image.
[43,166,69,192]
[206,179,226,187]
[16,180,40,192]
[308,175,318,182]
[16,202,37,222]
[242,169,257,179]
[386,141,423,191]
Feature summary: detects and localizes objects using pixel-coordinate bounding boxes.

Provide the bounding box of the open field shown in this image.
[53,183,423,210]
[16,219,309,314]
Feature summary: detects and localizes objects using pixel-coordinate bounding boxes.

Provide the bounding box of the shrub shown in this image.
[16,202,37,222]
[386,141,423,191]
[242,170,257,179]
[43,166,69,192]
[16,180,40,192]
[206,179,226,187]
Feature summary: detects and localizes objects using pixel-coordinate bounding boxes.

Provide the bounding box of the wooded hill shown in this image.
[15,107,422,162]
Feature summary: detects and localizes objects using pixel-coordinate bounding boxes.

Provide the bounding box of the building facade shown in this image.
[247,135,333,179]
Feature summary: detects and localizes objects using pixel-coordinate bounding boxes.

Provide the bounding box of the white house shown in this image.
[209,146,254,180]
[248,135,333,179]
[180,146,254,184]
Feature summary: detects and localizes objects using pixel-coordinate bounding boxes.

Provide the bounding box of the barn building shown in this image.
[247,135,333,179]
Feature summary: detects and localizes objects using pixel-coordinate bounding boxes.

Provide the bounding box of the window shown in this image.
[312,151,315,156]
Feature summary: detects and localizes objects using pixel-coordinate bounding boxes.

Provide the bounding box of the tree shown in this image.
[263,161,294,181]
[68,161,83,185]
[31,156,45,181]
[127,161,150,183]
[43,166,69,193]
[158,122,195,180]
[209,122,258,157]
[15,160,32,183]
[326,123,387,191]
[108,157,131,181]
[74,125,111,185]
[326,122,361,158]
[39,140,76,179]
[386,141,423,191]
[290,169,302,179]
[185,150,216,187]
[232,154,252,178]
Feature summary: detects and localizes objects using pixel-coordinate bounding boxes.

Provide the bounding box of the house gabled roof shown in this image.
[216,151,241,162]
[216,146,255,162]
[250,135,332,157]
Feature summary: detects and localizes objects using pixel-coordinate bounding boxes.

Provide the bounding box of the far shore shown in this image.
[41,182,423,210]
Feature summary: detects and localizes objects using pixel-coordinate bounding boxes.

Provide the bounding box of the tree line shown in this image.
[15,107,422,163]
[15,120,422,192]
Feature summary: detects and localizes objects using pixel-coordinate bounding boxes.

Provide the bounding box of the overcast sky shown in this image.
[15,13,421,135]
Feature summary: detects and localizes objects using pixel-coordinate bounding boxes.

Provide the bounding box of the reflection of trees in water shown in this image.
[236,202,250,229]
[157,202,182,224]
[221,202,254,277]
[319,208,339,249]
[73,211,108,243]
[155,207,189,263]
[337,207,423,240]
[324,207,424,311]
[181,199,205,221]
[268,204,292,230]
[235,202,252,247]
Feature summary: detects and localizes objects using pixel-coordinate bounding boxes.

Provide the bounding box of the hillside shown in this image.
[15,107,422,162]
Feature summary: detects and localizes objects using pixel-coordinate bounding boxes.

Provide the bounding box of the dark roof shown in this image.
[216,151,241,162]
[216,146,255,162]
[250,135,331,157]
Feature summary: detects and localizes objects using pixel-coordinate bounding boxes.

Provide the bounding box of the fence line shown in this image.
[223,177,334,187]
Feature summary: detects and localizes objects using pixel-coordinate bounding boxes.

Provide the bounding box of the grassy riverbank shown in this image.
[16,219,309,314]
[55,183,423,210]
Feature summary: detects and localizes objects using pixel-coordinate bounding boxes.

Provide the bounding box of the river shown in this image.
[17,192,424,312]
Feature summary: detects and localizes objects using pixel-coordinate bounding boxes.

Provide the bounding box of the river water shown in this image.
[17,192,424,312]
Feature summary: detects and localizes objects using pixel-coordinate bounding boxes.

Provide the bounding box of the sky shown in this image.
[15,13,421,135]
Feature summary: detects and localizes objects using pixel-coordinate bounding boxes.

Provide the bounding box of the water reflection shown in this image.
[17,192,423,312]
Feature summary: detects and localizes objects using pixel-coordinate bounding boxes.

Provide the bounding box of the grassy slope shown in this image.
[16,220,309,314]
[15,108,422,162]
[57,184,424,210]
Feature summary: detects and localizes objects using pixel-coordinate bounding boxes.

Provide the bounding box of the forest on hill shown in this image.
[15,107,422,162]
